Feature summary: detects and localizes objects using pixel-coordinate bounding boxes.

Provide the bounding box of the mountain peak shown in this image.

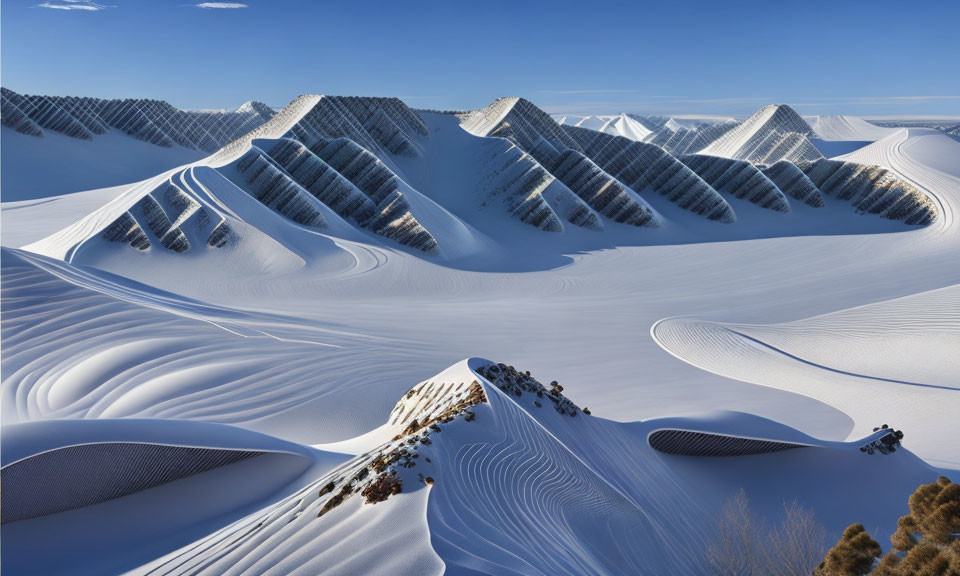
[698,103,820,165]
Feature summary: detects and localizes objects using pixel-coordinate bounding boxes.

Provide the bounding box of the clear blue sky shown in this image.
[2,0,958,117]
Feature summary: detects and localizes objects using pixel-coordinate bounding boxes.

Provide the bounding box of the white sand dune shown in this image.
[652,284,960,467]
[2,97,959,574]
[1,418,346,575]
[123,359,937,576]
[807,114,897,142]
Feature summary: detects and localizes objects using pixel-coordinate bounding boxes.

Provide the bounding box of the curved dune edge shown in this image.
[650,285,960,467]
[108,357,938,576]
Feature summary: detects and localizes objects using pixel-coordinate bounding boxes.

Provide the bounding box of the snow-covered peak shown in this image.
[549,113,653,141]
[234,100,275,117]
[698,104,821,165]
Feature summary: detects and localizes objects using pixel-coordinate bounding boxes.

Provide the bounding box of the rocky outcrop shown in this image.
[389,377,488,433]
[315,374,491,518]
[475,362,582,417]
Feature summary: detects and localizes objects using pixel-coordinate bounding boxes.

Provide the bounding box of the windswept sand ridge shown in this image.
[8,126,960,441]
[651,284,960,466]
[798,158,937,225]
[0,248,458,441]
[126,359,936,576]
[1,418,344,575]
[838,128,960,233]
[807,115,896,142]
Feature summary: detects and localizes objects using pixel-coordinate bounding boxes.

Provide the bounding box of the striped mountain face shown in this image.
[1,87,275,152]
[17,94,941,276]
[461,98,938,228]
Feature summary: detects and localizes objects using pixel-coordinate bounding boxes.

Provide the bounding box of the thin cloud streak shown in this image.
[36,0,110,10]
[194,2,248,8]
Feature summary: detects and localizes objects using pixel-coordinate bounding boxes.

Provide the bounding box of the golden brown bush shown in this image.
[818,476,959,575]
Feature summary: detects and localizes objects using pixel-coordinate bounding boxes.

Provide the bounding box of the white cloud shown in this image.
[37,0,110,10]
[194,2,248,8]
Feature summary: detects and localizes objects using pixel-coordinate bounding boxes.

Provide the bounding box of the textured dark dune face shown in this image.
[564,125,737,222]
[532,144,660,228]
[681,154,791,212]
[236,149,329,228]
[800,159,938,225]
[101,183,233,253]
[762,160,826,207]
[1,443,264,523]
[648,429,807,457]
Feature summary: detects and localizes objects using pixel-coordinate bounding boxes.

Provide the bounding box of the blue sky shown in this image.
[2,0,958,117]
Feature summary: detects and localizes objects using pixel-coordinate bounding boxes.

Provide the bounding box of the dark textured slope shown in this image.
[800,159,937,225]
[564,125,736,222]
